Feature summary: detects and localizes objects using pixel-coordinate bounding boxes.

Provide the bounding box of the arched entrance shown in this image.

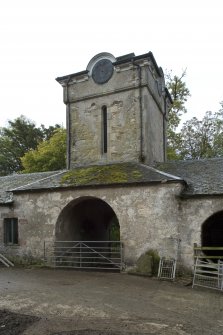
[52,197,122,270]
[201,211,223,259]
[56,196,120,242]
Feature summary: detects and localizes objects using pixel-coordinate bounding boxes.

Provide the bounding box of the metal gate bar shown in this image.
[158,258,176,280]
[193,258,223,291]
[44,240,124,271]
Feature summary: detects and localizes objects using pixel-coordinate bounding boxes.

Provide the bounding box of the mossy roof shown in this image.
[0,163,182,203]
[59,163,181,188]
[2,158,223,203]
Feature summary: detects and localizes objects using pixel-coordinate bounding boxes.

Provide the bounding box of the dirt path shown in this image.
[0,268,222,334]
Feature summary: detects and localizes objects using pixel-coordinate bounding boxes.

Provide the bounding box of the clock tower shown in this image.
[56,52,171,169]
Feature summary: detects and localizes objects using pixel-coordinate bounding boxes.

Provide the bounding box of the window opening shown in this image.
[4,218,18,245]
[102,106,107,154]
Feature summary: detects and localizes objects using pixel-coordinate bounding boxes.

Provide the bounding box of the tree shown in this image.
[166,71,223,160]
[21,128,66,173]
[166,70,190,160]
[0,115,61,175]
[179,106,223,159]
[39,124,62,141]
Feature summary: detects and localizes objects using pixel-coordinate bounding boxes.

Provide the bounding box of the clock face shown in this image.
[92,59,114,84]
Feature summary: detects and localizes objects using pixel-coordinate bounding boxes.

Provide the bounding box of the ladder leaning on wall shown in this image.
[0,244,14,267]
[0,253,14,267]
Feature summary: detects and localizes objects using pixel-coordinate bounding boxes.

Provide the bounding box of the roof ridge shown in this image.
[10,170,66,191]
[141,164,183,181]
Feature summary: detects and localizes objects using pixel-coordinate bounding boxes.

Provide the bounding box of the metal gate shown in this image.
[44,241,124,271]
[193,244,223,291]
[193,258,223,291]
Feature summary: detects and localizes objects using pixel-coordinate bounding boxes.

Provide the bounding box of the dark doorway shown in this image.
[201,211,223,258]
[53,197,122,270]
[56,197,120,242]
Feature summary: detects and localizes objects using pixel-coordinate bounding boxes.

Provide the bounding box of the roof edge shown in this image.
[11,178,183,194]
[56,51,164,84]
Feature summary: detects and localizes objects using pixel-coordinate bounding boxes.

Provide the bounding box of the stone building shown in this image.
[0,52,223,271]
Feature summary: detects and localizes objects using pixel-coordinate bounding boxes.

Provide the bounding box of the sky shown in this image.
[1,0,223,128]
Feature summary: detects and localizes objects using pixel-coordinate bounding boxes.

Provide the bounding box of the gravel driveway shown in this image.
[0,267,222,334]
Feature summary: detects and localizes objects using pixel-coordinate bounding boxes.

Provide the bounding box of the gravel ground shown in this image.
[0,309,39,335]
[0,267,222,335]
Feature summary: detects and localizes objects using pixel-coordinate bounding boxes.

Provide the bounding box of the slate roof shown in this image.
[1,158,223,204]
[0,191,13,205]
[155,158,223,197]
[0,163,182,204]
[0,171,62,204]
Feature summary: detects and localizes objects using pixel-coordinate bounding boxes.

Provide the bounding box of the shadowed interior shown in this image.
[202,211,223,258]
[56,197,120,242]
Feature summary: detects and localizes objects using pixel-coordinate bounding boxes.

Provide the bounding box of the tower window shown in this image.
[4,218,18,245]
[102,105,107,154]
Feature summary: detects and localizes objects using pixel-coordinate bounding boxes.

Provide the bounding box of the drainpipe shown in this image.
[132,60,144,162]
[163,88,172,162]
[163,96,167,162]
[65,76,72,170]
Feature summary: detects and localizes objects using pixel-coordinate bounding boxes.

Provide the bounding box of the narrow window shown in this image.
[4,218,18,245]
[102,105,107,154]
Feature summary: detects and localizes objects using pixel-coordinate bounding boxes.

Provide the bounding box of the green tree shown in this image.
[21,128,66,173]
[166,70,190,160]
[0,115,62,175]
[39,124,62,141]
[179,106,223,159]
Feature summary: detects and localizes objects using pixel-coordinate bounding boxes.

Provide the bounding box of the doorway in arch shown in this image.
[201,211,223,260]
[45,197,123,270]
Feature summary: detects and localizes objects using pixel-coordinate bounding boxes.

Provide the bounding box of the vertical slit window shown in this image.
[4,218,18,245]
[102,106,107,154]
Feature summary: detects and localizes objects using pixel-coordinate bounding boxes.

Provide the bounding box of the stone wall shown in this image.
[178,196,223,269]
[1,183,222,270]
[0,184,181,263]
[66,59,167,168]
[69,90,140,167]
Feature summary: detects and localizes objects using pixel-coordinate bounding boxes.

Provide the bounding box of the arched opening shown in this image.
[201,211,223,259]
[54,197,121,270]
[56,196,120,242]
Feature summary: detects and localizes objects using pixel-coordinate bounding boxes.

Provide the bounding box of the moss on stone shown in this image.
[135,254,153,276]
[60,163,143,186]
[128,249,160,277]
[146,249,160,275]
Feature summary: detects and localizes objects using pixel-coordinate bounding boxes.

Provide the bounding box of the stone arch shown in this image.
[55,196,120,242]
[201,210,223,258]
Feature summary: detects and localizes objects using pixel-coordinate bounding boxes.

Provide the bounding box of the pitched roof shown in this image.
[0,171,62,204]
[155,158,223,196]
[0,163,182,203]
[1,158,222,203]
[57,163,182,189]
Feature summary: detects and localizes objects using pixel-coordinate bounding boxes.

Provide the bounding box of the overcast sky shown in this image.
[1,0,223,128]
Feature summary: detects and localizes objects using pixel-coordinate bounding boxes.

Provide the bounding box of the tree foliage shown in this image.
[166,70,190,130]
[166,71,223,160]
[0,115,61,176]
[180,107,223,159]
[21,128,66,173]
[166,70,191,160]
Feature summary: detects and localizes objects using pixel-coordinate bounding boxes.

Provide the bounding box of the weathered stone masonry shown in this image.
[58,52,170,168]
